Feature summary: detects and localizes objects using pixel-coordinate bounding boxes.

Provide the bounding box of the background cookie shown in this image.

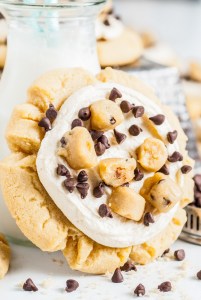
[97,28,143,67]
[0,68,193,274]
[0,44,6,69]
[0,233,10,279]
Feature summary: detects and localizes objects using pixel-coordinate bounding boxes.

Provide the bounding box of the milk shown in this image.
[0,12,100,240]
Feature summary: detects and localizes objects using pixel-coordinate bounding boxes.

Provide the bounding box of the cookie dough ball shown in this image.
[109,187,145,221]
[137,138,168,172]
[97,28,143,67]
[58,127,98,170]
[99,158,136,187]
[0,234,10,279]
[90,100,124,131]
[140,173,181,213]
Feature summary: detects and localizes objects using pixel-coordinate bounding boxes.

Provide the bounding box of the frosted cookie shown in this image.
[0,68,194,274]
[0,233,10,279]
[96,13,142,67]
[0,44,6,69]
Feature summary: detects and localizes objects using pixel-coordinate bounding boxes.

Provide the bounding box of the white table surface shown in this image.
[0,240,201,300]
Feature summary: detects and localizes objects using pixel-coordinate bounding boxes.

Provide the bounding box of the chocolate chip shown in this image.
[120,261,137,272]
[95,142,106,156]
[103,19,110,26]
[111,268,124,283]
[23,278,38,292]
[38,117,52,131]
[181,165,192,174]
[132,106,144,118]
[64,178,76,193]
[167,130,178,144]
[93,182,104,198]
[78,107,91,121]
[158,164,169,175]
[168,151,183,162]
[65,279,79,293]
[71,118,83,129]
[129,124,142,136]
[77,170,88,182]
[134,168,144,181]
[163,197,171,206]
[60,136,67,147]
[109,87,122,101]
[98,135,110,149]
[57,164,70,177]
[114,129,127,144]
[110,117,116,124]
[158,281,172,292]
[162,248,170,256]
[134,284,145,296]
[149,114,165,125]
[76,182,89,199]
[174,249,185,261]
[98,204,113,218]
[197,270,201,280]
[122,182,129,187]
[46,104,57,123]
[120,101,134,113]
[89,130,104,141]
[143,212,155,226]
[194,174,201,191]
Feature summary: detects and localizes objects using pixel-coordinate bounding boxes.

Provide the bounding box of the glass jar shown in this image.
[0,0,105,242]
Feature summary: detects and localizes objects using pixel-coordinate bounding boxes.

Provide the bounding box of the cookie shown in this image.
[140,31,156,48]
[189,61,201,83]
[0,68,194,274]
[0,233,10,279]
[143,42,181,69]
[183,80,201,143]
[0,44,6,69]
[130,207,186,264]
[183,80,201,121]
[97,27,143,67]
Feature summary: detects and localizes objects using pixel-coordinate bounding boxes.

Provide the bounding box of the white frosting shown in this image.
[96,15,124,40]
[36,83,183,248]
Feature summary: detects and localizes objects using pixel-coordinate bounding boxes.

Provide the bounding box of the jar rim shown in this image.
[0,0,106,9]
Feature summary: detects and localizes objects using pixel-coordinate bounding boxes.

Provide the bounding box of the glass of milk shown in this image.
[0,0,105,243]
